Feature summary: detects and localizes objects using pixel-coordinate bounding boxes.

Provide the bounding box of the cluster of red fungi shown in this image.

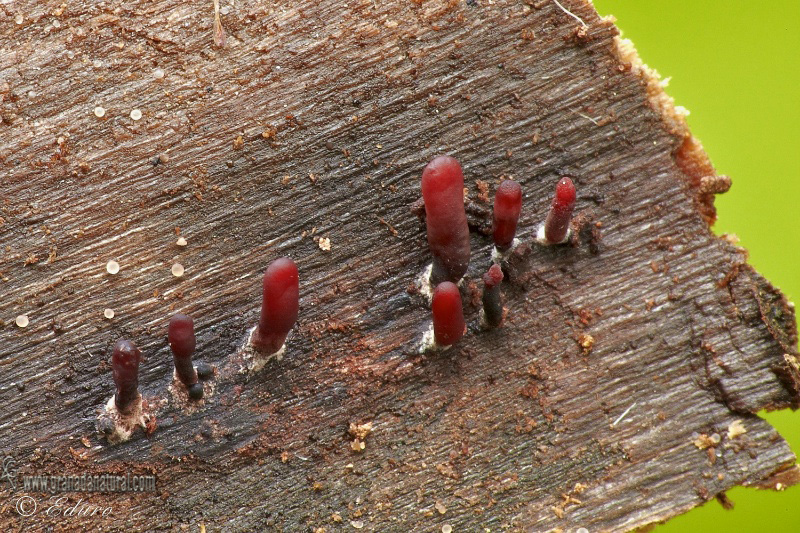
[108,156,575,416]
[422,155,575,348]
[109,258,299,414]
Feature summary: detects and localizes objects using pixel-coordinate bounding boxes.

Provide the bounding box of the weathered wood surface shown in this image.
[1,0,798,531]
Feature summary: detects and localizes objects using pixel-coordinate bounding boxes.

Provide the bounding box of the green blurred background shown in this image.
[591,0,800,530]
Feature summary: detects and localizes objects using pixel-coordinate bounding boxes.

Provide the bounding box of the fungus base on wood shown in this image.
[96,396,151,445]
[167,369,215,410]
[238,326,288,373]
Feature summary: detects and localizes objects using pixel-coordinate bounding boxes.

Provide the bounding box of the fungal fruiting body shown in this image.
[492,180,522,250]
[252,257,299,355]
[168,315,196,379]
[111,340,142,414]
[421,156,471,284]
[168,314,203,399]
[482,264,505,328]
[99,339,150,444]
[432,282,466,347]
[543,177,576,244]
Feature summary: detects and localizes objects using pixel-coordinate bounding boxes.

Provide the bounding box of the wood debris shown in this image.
[727,420,747,440]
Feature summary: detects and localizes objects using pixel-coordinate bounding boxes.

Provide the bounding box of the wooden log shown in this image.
[1,0,798,530]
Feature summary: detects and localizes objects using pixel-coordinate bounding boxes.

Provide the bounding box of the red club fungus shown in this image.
[421,156,471,284]
[432,281,466,347]
[252,257,299,354]
[111,340,141,414]
[169,313,203,399]
[482,264,505,328]
[492,180,522,250]
[544,177,576,244]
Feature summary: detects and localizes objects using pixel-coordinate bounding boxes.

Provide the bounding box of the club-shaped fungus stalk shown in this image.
[492,180,522,250]
[482,264,504,328]
[168,313,204,399]
[543,177,576,244]
[112,340,141,414]
[432,282,466,347]
[421,156,471,284]
[252,257,299,354]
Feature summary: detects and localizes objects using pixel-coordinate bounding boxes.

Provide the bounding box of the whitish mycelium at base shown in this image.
[97,394,150,445]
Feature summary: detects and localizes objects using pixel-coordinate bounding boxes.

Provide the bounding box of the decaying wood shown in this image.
[1,0,798,531]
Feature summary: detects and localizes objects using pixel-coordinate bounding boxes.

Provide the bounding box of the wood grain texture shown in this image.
[1,0,798,531]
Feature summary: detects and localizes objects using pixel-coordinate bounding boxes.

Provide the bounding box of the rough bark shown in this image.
[1,0,798,531]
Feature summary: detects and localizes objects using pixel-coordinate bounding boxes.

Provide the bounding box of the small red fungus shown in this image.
[482,264,504,328]
[252,257,299,354]
[544,177,576,244]
[111,340,141,414]
[421,156,471,284]
[169,314,199,389]
[432,281,466,346]
[492,180,522,250]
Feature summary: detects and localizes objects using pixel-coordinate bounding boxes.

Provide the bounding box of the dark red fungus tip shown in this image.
[421,156,471,284]
[432,281,466,347]
[544,177,576,244]
[252,257,299,354]
[111,339,141,414]
[483,264,504,289]
[169,313,198,387]
[554,177,576,206]
[482,264,504,328]
[492,180,522,250]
